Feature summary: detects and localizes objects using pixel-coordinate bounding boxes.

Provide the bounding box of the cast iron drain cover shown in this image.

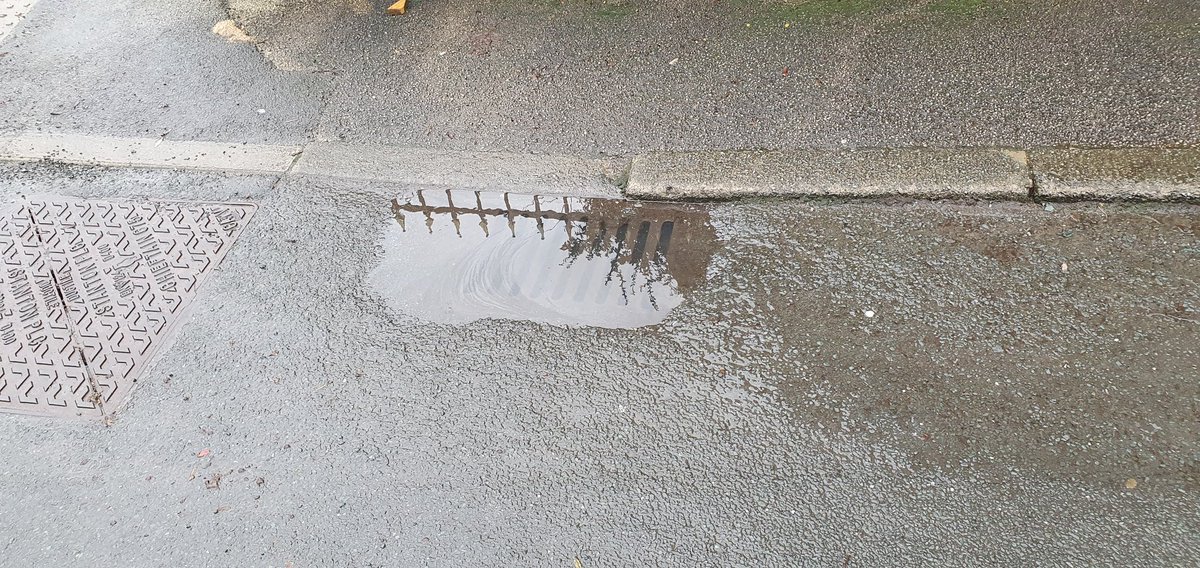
[0,198,255,419]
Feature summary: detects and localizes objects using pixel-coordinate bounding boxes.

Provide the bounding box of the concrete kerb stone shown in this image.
[1,133,1196,203]
[0,133,300,174]
[624,148,1033,201]
[291,141,629,198]
[1029,148,1200,202]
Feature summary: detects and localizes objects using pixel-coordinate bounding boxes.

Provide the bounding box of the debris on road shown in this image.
[205,472,223,490]
[211,20,254,43]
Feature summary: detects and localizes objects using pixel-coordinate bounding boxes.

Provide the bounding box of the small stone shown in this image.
[211,20,254,43]
[863,310,875,318]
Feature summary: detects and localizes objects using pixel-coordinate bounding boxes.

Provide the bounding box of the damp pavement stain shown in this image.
[370,190,717,328]
[725,203,1200,485]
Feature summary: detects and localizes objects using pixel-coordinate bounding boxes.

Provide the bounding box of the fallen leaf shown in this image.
[574,558,583,568]
[1125,478,1137,489]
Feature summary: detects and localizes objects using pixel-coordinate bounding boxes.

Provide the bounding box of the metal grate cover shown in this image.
[0,198,255,419]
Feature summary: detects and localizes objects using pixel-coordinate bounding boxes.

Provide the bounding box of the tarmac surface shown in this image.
[0,1,1198,566]
[0,163,1197,566]
[0,0,1197,153]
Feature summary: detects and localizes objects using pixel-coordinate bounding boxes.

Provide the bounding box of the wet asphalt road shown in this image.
[1,0,1198,152]
[0,163,1197,566]
[0,0,1199,566]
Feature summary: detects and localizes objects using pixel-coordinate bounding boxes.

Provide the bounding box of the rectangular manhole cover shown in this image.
[0,197,255,419]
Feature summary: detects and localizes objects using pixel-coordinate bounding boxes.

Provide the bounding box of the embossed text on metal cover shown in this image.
[0,198,255,419]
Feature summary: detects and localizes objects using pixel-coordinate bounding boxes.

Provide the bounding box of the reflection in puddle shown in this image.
[371,190,716,328]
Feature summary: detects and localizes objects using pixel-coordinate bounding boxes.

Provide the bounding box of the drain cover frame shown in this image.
[0,197,255,419]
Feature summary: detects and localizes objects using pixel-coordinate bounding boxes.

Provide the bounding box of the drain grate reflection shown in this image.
[370,190,716,328]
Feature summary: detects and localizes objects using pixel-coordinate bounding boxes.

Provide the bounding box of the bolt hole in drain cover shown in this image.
[0,198,255,419]
[371,190,717,329]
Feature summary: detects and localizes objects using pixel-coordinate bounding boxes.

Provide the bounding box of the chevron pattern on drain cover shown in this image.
[0,198,256,419]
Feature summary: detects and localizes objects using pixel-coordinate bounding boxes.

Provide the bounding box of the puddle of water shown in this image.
[370,190,716,329]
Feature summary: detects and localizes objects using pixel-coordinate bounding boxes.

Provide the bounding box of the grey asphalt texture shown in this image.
[1,163,1198,566]
[0,0,323,143]
[1,0,1199,566]
[1,0,1198,153]
[232,0,1199,153]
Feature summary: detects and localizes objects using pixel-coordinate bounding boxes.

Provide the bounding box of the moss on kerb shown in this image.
[761,0,885,20]
[594,3,635,18]
[514,0,636,19]
[517,0,998,20]
[731,0,1008,31]
[926,0,986,15]
[506,0,1018,27]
